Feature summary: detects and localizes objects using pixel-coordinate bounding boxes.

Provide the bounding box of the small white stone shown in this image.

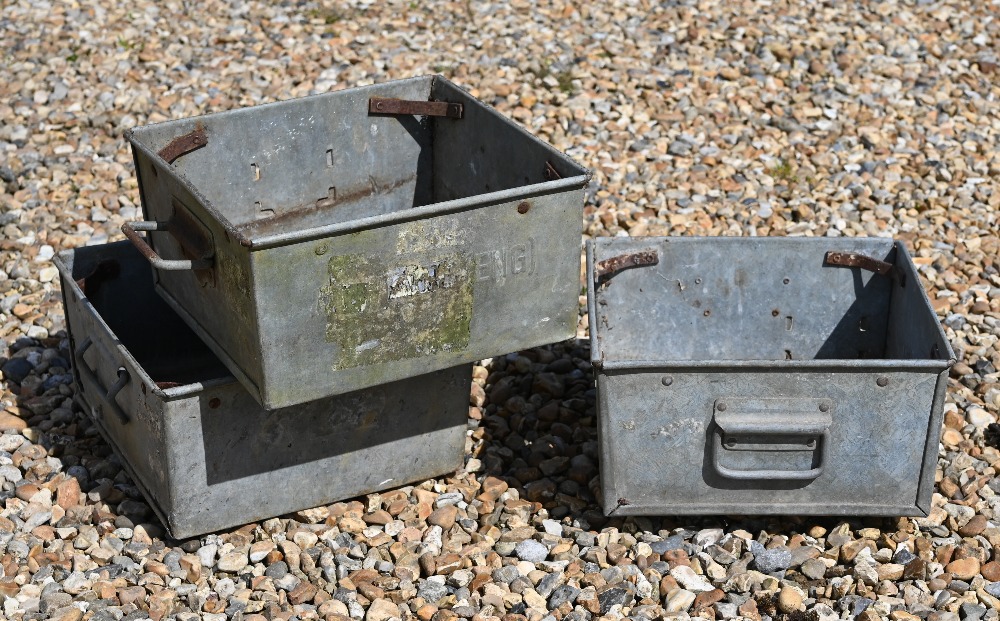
[541,519,563,537]
[664,588,696,613]
[217,551,248,573]
[670,565,715,593]
[25,326,48,339]
[38,266,58,282]
[967,406,995,429]
[36,245,55,261]
[197,543,217,567]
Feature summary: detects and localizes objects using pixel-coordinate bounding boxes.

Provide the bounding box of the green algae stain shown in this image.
[319,253,473,370]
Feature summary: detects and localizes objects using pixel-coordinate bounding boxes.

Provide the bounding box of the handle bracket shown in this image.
[825,250,905,287]
[73,337,130,425]
[711,398,831,481]
[122,221,213,271]
[368,97,463,119]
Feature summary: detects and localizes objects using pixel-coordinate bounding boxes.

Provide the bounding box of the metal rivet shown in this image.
[806,439,816,448]
[517,201,531,214]
[725,439,736,448]
[376,101,383,110]
[703,310,711,317]
[315,244,328,256]
[819,403,830,412]
[876,376,889,387]
[661,376,673,386]
[717,402,727,412]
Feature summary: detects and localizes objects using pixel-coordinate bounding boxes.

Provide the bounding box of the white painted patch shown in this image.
[370,123,378,136]
[355,339,380,353]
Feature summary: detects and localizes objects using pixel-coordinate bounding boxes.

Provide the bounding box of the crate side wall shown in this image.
[430,79,587,203]
[597,366,938,515]
[134,158,265,395]
[160,365,470,538]
[884,242,954,361]
[130,76,434,229]
[60,269,175,509]
[590,237,898,364]
[250,190,582,408]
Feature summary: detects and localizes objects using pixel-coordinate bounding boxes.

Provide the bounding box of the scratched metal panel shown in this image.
[125,76,589,409]
[56,242,469,538]
[587,237,954,516]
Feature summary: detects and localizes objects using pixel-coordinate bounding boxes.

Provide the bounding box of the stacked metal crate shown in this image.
[57,76,591,538]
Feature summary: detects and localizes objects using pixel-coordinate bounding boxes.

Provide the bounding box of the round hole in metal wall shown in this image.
[772,309,780,317]
[209,397,221,409]
[783,278,790,284]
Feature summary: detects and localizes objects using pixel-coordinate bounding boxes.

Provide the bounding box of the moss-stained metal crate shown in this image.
[123,75,590,409]
[56,241,470,538]
[586,237,954,516]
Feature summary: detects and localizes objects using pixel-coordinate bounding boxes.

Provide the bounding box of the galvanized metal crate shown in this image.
[123,75,590,409]
[56,241,470,538]
[586,236,954,516]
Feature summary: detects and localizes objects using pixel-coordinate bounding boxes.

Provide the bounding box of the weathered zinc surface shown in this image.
[124,75,589,409]
[56,242,470,538]
[587,236,954,517]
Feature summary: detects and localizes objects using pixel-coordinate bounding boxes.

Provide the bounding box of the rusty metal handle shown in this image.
[122,221,213,271]
[711,429,828,481]
[825,251,905,287]
[594,250,659,285]
[368,97,463,119]
[73,337,130,425]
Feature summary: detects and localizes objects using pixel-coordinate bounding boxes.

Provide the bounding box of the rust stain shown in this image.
[236,173,418,238]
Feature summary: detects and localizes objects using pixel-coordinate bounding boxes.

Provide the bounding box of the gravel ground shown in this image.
[2,1,1000,620]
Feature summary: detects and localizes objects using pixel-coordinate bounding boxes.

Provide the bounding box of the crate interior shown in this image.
[592,237,949,364]
[130,76,582,241]
[68,243,231,386]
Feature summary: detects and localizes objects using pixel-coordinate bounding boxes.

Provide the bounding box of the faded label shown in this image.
[387,261,458,299]
[320,253,473,370]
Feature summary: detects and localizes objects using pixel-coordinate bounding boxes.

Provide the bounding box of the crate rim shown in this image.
[125,74,591,251]
[585,236,957,369]
[54,244,239,400]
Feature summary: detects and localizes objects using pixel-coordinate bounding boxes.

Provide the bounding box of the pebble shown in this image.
[217,551,248,573]
[778,586,804,613]
[665,589,696,613]
[751,542,792,574]
[670,565,715,593]
[514,539,548,563]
